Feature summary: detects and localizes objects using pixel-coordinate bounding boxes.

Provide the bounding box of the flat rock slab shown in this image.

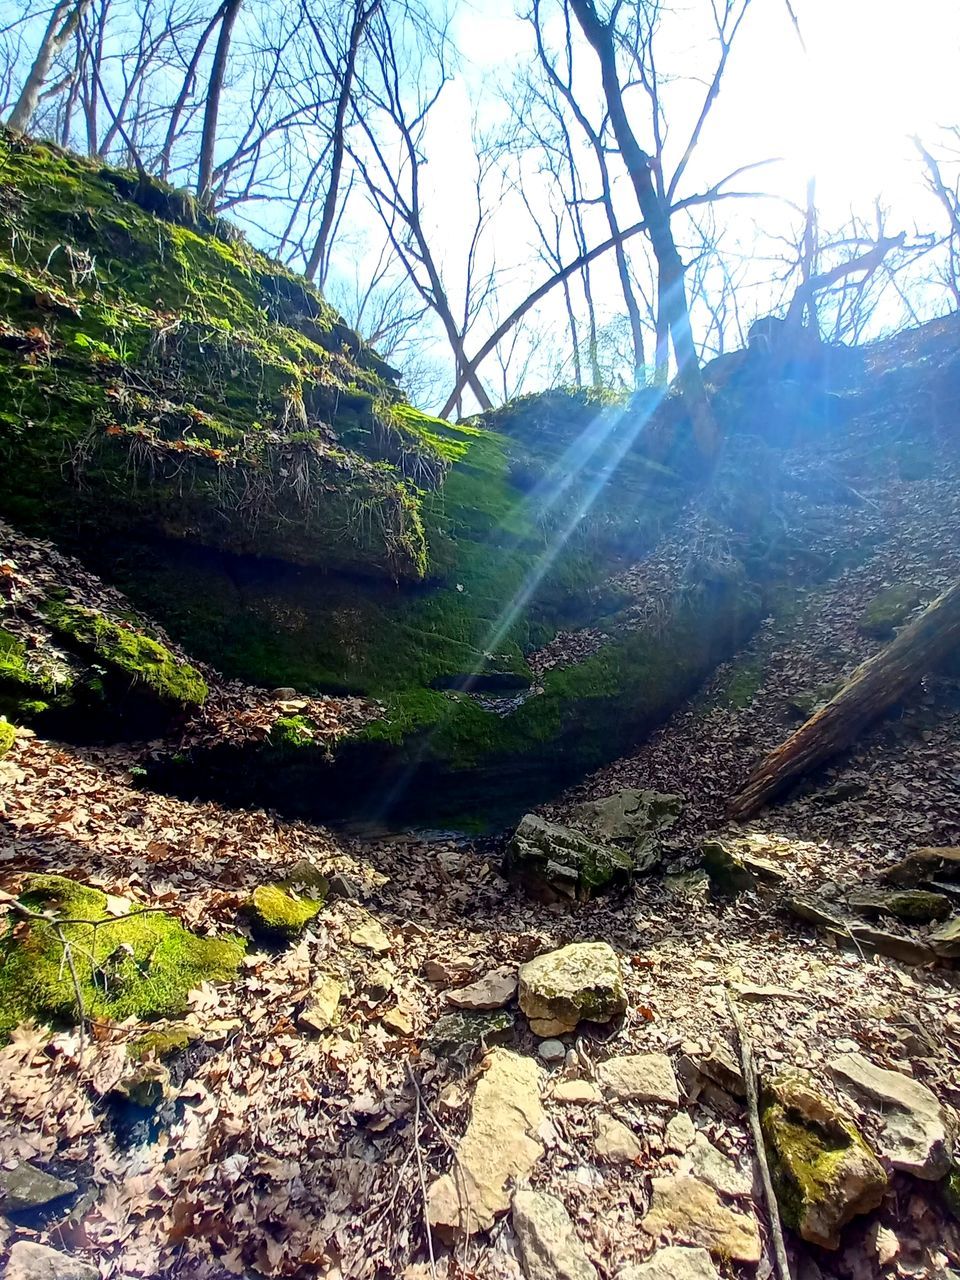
[0,1162,77,1215]
[512,1188,598,1280]
[6,1242,98,1280]
[551,1080,602,1105]
[618,1246,719,1280]
[428,1048,544,1236]
[665,1112,696,1153]
[931,916,960,958]
[519,942,626,1036]
[598,1052,680,1105]
[846,888,951,923]
[349,918,390,954]
[830,1051,953,1179]
[595,1115,642,1163]
[880,846,960,887]
[447,965,518,1011]
[297,976,342,1034]
[641,1175,761,1263]
[681,1132,752,1198]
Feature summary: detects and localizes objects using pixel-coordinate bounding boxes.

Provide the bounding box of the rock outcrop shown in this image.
[504,814,634,901]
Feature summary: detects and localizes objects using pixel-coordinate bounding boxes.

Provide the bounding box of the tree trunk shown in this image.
[7,0,90,134]
[729,580,960,821]
[197,0,242,207]
[568,0,718,458]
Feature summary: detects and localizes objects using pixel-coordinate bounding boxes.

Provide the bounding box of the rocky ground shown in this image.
[2,345,960,1278]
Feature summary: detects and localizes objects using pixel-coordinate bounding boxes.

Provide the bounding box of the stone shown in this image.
[298,976,342,1034]
[552,1079,602,1104]
[846,888,951,923]
[426,1010,515,1063]
[6,1242,98,1280]
[681,1132,752,1198]
[858,584,922,637]
[447,965,517,1011]
[695,1042,746,1099]
[881,847,960,887]
[641,1176,761,1263]
[785,895,845,930]
[702,840,786,894]
[830,1051,953,1179]
[115,1057,172,1107]
[350,917,390,953]
[617,1246,719,1280]
[240,883,322,940]
[282,858,330,894]
[512,1188,598,1280]
[382,1006,413,1035]
[665,1112,696,1153]
[504,813,634,902]
[0,1162,77,1216]
[271,687,298,700]
[518,942,626,1036]
[595,1115,642,1163]
[931,916,960,958]
[538,1038,567,1065]
[423,955,473,984]
[363,965,393,1001]
[570,788,682,872]
[597,1053,680,1106]
[760,1071,887,1249]
[327,872,360,901]
[427,1048,544,1236]
[847,924,935,966]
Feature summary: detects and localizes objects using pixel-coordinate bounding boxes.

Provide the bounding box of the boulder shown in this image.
[512,1188,598,1280]
[858,584,922,637]
[446,966,518,1011]
[239,884,321,941]
[0,1163,77,1217]
[504,814,634,902]
[846,888,951,923]
[702,840,786,894]
[681,1132,752,1198]
[518,942,626,1036]
[641,1175,761,1263]
[665,1113,697,1153]
[784,896,936,965]
[552,1079,602,1104]
[597,1053,680,1106]
[427,1048,544,1235]
[595,1115,643,1163]
[760,1071,887,1248]
[931,916,960,958]
[830,1052,953,1179]
[617,1246,719,1280]
[425,1010,515,1064]
[880,846,960,887]
[569,789,682,872]
[6,1242,98,1280]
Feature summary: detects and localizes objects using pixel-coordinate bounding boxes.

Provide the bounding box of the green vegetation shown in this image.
[240,884,323,941]
[0,875,244,1039]
[44,602,208,709]
[859,583,922,637]
[0,718,14,757]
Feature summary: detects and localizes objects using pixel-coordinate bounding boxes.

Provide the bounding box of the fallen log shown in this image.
[730,579,960,820]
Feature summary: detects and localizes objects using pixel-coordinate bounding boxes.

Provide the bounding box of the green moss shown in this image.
[945,1167,960,1221]
[859,584,922,637]
[126,1021,197,1061]
[268,714,318,749]
[0,718,14,757]
[713,660,764,709]
[43,602,207,708]
[240,884,323,941]
[0,874,244,1039]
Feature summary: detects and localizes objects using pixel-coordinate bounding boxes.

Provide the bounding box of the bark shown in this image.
[197,0,242,206]
[729,579,960,821]
[7,0,90,134]
[568,0,718,458]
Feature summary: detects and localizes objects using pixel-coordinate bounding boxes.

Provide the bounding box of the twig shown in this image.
[405,1062,475,1266]
[411,1073,438,1278]
[53,922,87,1065]
[725,990,792,1280]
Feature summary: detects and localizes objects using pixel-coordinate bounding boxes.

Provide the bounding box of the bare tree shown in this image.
[6,0,91,133]
[197,0,241,203]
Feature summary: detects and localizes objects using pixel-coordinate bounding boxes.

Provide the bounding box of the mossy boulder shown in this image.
[846,887,951,923]
[0,875,243,1039]
[504,813,635,902]
[859,584,922,637]
[760,1071,887,1249]
[569,788,681,870]
[518,942,626,1036]
[239,884,323,941]
[0,717,14,757]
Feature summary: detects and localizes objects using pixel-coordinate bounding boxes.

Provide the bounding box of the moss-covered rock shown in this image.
[504,812,634,902]
[518,942,626,1036]
[760,1071,887,1249]
[0,717,14,757]
[846,887,951,923]
[239,884,322,941]
[0,875,243,1039]
[859,584,922,637]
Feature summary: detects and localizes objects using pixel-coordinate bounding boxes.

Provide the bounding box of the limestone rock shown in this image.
[512,1188,598,1280]
[694,1042,746,1100]
[681,1132,752,1198]
[447,965,517,1011]
[830,1052,953,1179]
[665,1112,696,1153]
[518,942,626,1036]
[504,813,634,902]
[761,1071,887,1248]
[641,1175,761,1262]
[6,1242,98,1280]
[427,1048,544,1235]
[426,1010,515,1063]
[847,924,934,966]
[846,888,951,923]
[881,846,960,887]
[617,1246,719,1280]
[538,1038,566,1065]
[598,1053,679,1106]
[595,1115,642,1163]
[931,916,960,958]
[702,840,786,893]
[0,1162,77,1216]
[570,788,681,872]
[298,976,342,1034]
[350,917,390,954]
[552,1079,602,1105]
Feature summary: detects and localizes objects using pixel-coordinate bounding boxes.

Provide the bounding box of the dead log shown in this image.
[730,579,960,821]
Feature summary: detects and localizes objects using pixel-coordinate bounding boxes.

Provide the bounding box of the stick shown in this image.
[411,1074,438,1278]
[725,990,792,1280]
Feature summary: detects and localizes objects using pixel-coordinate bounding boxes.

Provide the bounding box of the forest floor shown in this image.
[2,362,960,1279]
